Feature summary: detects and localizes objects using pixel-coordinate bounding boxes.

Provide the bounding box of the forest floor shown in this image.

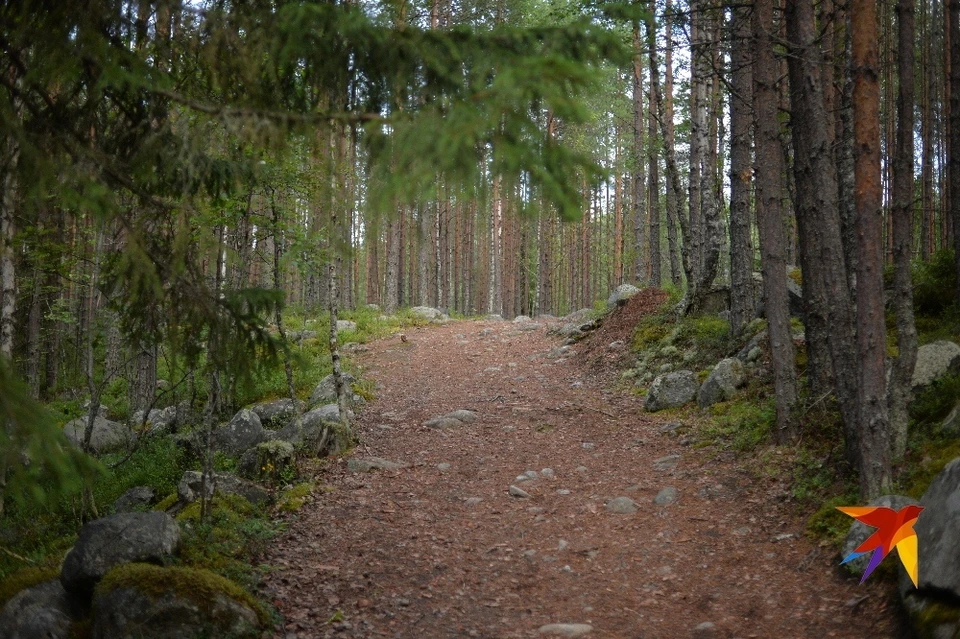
[260,308,906,638]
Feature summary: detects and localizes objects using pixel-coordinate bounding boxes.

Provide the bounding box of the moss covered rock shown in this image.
[93,563,263,638]
[237,440,295,483]
[0,579,80,639]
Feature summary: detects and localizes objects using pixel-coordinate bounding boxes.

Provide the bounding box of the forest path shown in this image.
[260,317,900,638]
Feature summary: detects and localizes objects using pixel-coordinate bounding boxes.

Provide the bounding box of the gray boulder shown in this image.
[336,319,357,332]
[0,580,80,639]
[736,330,767,362]
[63,415,132,454]
[237,440,295,482]
[213,409,266,457]
[841,494,918,577]
[272,404,350,456]
[484,314,504,321]
[513,315,532,323]
[562,308,594,324]
[555,323,584,339]
[308,372,359,408]
[176,471,270,507]
[113,486,157,513]
[644,371,698,412]
[697,358,747,408]
[422,409,478,429]
[250,398,302,429]
[912,340,960,390]
[60,512,181,598]
[410,306,446,320]
[607,284,640,307]
[129,404,183,435]
[910,457,960,597]
[92,566,259,639]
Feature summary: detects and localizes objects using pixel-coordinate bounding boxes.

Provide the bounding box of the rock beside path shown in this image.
[177,471,271,507]
[309,372,360,408]
[60,512,181,598]
[423,409,478,429]
[0,580,80,639]
[250,398,302,429]
[92,565,260,639]
[607,284,640,307]
[606,497,637,514]
[654,487,678,505]
[410,306,447,320]
[645,371,698,412]
[697,358,746,408]
[214,409,266,457]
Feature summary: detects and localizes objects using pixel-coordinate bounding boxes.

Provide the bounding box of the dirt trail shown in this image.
[261,317,901,638]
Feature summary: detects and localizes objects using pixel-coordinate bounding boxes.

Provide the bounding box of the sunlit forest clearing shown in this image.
[2,0,960,636]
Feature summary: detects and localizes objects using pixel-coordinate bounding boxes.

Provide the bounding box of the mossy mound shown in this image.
[97,563,268,627]
[277,482,315,513]
[0,566,60,607]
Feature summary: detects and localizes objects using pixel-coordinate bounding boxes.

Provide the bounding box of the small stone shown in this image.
[509,485,531,498]
[538,623,593,637]
[606,496,638,514]
[732,526,751,536]
[541,468,556,479]
[575,466,588,473]
[561,565,573,573]
[524,470,539,480]
[557,489,572,495]
[654,487,678,505]
[515,475,531,483]
[464,497,483,507]
[347,457,405,472]
[523,550,537,558]
[558,539,568,551]
[581,442,595,450]
[653,454,680,471]
[693,621,717,638]
[437,463,451,471]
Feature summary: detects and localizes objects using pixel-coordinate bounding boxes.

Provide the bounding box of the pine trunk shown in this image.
[889,0,918,461]
[758,0,798,441]
[728,4,754,338]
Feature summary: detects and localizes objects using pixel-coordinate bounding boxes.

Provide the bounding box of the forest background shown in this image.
[1,0,959,582]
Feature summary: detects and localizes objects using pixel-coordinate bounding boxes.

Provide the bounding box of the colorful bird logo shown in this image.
[836,504,924,587]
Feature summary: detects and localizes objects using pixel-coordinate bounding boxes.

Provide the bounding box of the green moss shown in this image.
[277,482,315,513]
[905,596,960,639]
[176,493,255,524]
[0,566,60,606]
[97,563,268,626]
[703,392,775,451]
[154,492,178,512]
[806,496,854,547]
[911,374,960,428]
[903,439,960,499]
[788,268,803,287]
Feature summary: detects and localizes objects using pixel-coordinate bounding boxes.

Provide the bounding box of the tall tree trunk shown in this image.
[852,0,892,496]
[920,0,934,260]
[787,0,860,465]
[890,0,918,461]
[614,122,624,286]
[647,10,662,289]
[384,214,401,313]
[632,24,647,284]
[951,0,960,300]
[663,0,682,286]
[271,194,296,402]
[687,3,705,283]
[728,3,754,338]
[757,0,798,441]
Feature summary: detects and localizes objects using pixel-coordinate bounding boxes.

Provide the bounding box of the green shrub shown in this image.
[910,373,960,429]
[913,249,958,317]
